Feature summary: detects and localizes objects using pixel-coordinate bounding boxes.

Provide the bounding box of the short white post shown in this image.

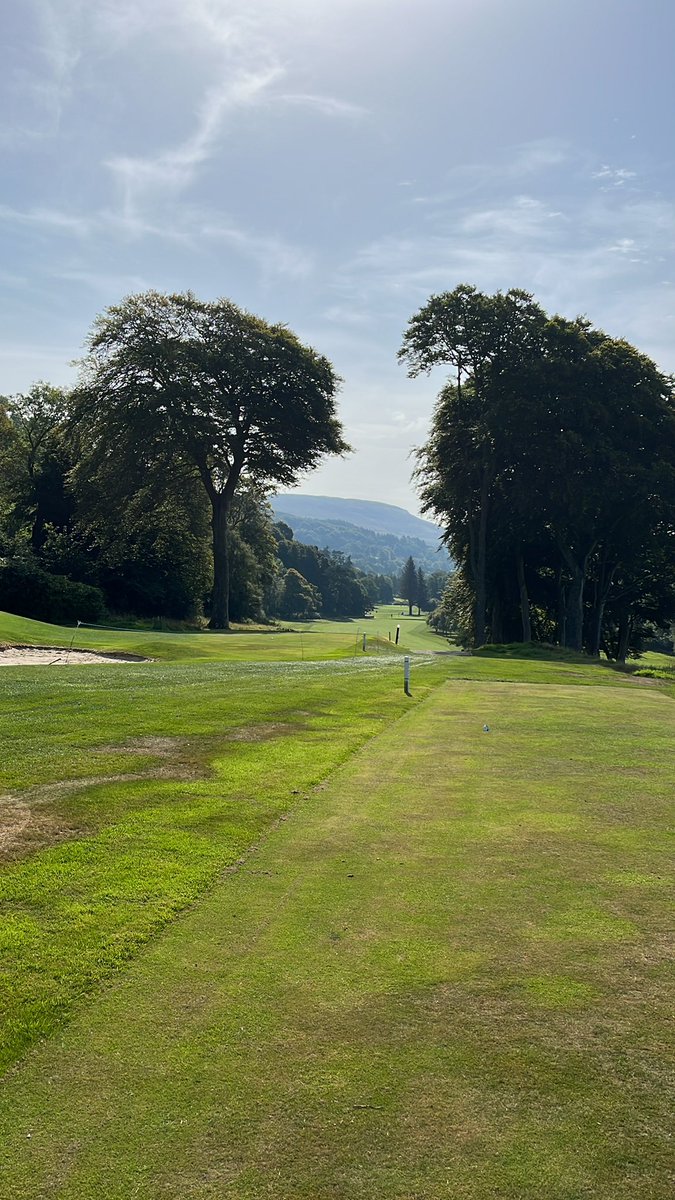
[404,655,411,695]
[362,632,367,652]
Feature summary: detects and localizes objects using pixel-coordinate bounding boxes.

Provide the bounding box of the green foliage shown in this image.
[416,565,429,612]
[73,291,348,628]
[272,509,450,574]
[406,285,675,655]
[1,384,75,553]
[427,570,473,645]
[278,568,321,618]
[274,523,369,617]
[399,554,418,615]
[0,558,105,624]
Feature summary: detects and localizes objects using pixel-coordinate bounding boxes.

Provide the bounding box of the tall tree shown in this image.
[410,290,675,653]
[400,284,546,644]
[72,291,348,628]
[416,566,429,613]
[2,383,74,551]
[400,555,418,615]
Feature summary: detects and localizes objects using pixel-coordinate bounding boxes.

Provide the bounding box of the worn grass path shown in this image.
[1,678,673,1199]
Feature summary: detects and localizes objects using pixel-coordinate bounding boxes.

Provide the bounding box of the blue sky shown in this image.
[2,0,674,513]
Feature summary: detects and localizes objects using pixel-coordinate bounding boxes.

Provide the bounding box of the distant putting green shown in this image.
[0,645,672,1198]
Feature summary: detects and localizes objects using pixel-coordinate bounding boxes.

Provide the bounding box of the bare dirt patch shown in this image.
[0,645,150,665]
[225,722,305,742]
[98,736,190,757]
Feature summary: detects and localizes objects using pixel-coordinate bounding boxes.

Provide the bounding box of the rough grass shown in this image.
[0,655,447,1072]
[0,675,672,1198]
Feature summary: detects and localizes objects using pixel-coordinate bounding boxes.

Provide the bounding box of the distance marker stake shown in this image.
[404,656,411,696]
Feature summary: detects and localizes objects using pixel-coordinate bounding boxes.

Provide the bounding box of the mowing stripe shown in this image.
[1,681,673,1200]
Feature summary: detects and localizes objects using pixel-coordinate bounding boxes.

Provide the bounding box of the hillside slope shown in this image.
[272,495,442,545]
[273,511,451,575]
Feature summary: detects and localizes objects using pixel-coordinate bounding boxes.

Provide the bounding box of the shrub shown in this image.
[0,559,105,625]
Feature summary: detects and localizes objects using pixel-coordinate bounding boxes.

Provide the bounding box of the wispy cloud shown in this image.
[199,218,313,279]
[592,164,637,187]
[0,199,312,283]
[106,65,284,216]
[279,93,368,119]
[330,177,675,373]
[0,204,92,235]
[409,139,572,207]
[53,268,150,296]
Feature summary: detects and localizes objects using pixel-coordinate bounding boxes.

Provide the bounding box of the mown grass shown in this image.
[0,654,447,1072]
[0,675,672,1198]
[0,607,444,662]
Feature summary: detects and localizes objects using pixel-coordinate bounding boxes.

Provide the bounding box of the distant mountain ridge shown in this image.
[271,496,451,577]
[272,495,443,545]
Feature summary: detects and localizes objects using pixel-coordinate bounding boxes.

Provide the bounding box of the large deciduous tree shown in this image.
[1,383,75,552]
[406,286,675,652]
[399,284,546,644]
[72,291,348,628]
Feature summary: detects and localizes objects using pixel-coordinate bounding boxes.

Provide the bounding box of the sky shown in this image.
[2,0,674,514]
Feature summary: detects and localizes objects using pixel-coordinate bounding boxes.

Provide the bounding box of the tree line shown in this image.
[2,284,672,654]
[0,293,393,628]
[0,380,392,626]
[400,284,675,659]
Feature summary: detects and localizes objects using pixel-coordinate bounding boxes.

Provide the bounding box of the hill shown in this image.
[273,512,451,576]
[271,496,451,576]
[272,495,442,545]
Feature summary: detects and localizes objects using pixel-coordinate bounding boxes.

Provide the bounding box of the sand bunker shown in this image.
[0,645,150,665]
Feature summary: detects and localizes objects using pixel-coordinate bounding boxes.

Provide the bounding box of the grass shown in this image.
[0,672,672,1198]
[0,607,447,662]
[0,653,447,1072]
[0,614,672,1197]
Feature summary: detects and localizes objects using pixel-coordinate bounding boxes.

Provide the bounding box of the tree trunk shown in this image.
[558,543,595,653]
[474,466,491,647]
[589,556,617,658]
[556,566,566,647]
[589,600,605,658]
[565,563,585,652]
[210,494,230,629]
[617,608,631,663]
[490,589,503,644]
[516,551,531,642]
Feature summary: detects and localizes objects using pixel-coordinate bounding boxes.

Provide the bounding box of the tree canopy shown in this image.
[403,284,675,657]
[71,291,349,627]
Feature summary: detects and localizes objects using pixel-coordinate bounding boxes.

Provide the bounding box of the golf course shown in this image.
[0,610,673,1199]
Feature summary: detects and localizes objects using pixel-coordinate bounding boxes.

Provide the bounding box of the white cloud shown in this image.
[329,183,675,374]
[106,65,284,215]
[0,205,92,236]
[279,93,368,119]
[198,218,313,279]
[592,164,637,187]
[409,139,572,208]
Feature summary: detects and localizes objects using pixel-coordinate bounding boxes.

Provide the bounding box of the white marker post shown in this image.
[404,656,411,696]
[362,632,367,652]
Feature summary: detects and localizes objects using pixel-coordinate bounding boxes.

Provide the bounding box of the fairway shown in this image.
[1,656,673,1199]
[0,607,448,663]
